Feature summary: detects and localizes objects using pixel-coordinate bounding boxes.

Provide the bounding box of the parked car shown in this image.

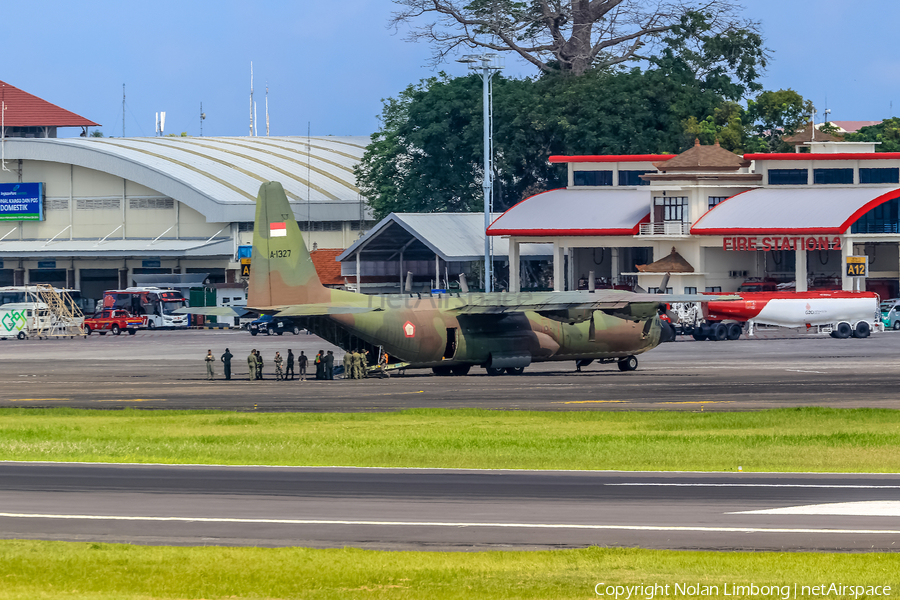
[248,314,302,336]
[84,309,143,336]
[881,299,900,330]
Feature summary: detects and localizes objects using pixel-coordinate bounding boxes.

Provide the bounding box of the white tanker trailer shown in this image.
[670,291,882,341]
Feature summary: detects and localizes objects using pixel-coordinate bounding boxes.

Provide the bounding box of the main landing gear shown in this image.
[617,356,638,371]
[575,356,639,372]
[485,366,526,376]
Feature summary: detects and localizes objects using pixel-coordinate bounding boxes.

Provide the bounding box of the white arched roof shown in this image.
[4,136,372,222]
[487,188,649,237]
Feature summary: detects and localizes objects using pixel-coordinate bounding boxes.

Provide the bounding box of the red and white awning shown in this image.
[692,187,900,235]
[488,188,649,237]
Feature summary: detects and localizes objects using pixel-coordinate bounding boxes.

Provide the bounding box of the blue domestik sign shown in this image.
[0,182,43,221]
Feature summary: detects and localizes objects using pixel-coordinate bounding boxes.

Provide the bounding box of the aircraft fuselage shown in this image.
[328,294,663,368]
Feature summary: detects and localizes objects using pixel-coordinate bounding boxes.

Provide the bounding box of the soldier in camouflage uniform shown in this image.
[343,351,353,379]
[361,350,370,378]
[247,350,256,381]
[348,351,358,379]
[274,351,284,380]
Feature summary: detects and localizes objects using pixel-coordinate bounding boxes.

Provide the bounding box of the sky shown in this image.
[3,0,898,139]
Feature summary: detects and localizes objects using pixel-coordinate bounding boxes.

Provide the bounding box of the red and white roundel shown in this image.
[403,321,416,338]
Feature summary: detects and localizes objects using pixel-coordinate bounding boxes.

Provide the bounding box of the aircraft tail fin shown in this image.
[247,181,329,307]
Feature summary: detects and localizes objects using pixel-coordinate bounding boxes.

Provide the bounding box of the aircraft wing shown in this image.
[273,304,381,317]
[173,306,243,317]
[449,290,737,316]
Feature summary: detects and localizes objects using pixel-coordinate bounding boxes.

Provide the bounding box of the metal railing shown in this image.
[638,221,691,236]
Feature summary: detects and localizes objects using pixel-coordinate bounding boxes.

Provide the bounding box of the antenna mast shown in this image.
[2,85,9,172]
[265,82,270,137]
[200,102,206,137]
[249,62,254,136]
[122,84,125,138]
[306,121,311,246]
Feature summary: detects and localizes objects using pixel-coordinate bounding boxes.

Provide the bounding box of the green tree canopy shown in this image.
[745,89,813,152]
[357,63,749,220]
[356,22,798,220]
[845,118,900,152]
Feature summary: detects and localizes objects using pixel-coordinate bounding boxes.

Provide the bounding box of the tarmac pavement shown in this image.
[0,462,898,551]
[0,328,899,412]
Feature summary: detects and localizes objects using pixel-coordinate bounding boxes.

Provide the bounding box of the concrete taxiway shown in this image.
[1,462,898,551]
[0,329,899,411]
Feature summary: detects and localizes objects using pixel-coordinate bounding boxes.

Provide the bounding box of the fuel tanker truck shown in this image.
[670,291,882,341]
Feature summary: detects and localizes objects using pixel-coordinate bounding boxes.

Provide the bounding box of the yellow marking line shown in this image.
[558,400,629,404]
[92,399,166,403]
[5,398,71,402]
[373,391,425,396]
[659,401,735,405]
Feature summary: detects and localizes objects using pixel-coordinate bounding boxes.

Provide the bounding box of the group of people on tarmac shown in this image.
[205,347,371,381]
[343,349,371,379]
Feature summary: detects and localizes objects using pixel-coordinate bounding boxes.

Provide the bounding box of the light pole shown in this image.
[458,53,502,292]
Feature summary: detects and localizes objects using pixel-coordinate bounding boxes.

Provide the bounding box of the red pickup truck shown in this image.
[84,309,143,336]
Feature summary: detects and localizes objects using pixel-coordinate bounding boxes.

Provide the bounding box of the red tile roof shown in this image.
[654,139,749,171]
[782,122,841,144]
[310,249,344,286]
[0,80,99,127]
[831,120,880,133]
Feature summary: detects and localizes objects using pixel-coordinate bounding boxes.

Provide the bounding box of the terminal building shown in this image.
[487,139,900,299]
[0,80,372,305]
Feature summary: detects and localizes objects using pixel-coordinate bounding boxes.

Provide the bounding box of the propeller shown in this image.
[459,273,469,294]
[665,306,680,324]
[657,272,670,294]
[655,272,679,323]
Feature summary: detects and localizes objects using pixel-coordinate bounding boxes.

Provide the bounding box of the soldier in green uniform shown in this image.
[349,351,358,379]
[361,350,370,378]
[220,348,233,381]
[274,351,284,380]
[342,351,353,379]
[355,350,366,380]
[247,350,256,381]
[205,350,215,381]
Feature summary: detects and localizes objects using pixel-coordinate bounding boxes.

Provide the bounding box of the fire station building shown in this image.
[489,139,900,299]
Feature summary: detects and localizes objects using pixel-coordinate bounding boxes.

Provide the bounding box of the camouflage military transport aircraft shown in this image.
[191,182,734,375]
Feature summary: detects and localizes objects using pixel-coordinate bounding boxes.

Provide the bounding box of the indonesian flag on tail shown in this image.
[270,222,287,237]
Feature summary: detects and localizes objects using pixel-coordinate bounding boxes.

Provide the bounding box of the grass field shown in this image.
[2,407,900,471]
[0,540,897,600]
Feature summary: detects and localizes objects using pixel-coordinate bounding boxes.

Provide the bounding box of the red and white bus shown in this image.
[101,287,188,329]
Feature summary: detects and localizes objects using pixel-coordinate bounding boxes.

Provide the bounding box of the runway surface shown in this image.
[1,329,900,411]
[1,462,898,551]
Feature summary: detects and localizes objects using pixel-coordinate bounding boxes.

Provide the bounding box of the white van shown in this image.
[0,302,49,339]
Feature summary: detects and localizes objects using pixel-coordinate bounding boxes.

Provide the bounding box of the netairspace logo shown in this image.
[593,582,893,599]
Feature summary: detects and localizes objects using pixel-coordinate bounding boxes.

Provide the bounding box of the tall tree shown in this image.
[390,0,764,77]
[745,88,813,152]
